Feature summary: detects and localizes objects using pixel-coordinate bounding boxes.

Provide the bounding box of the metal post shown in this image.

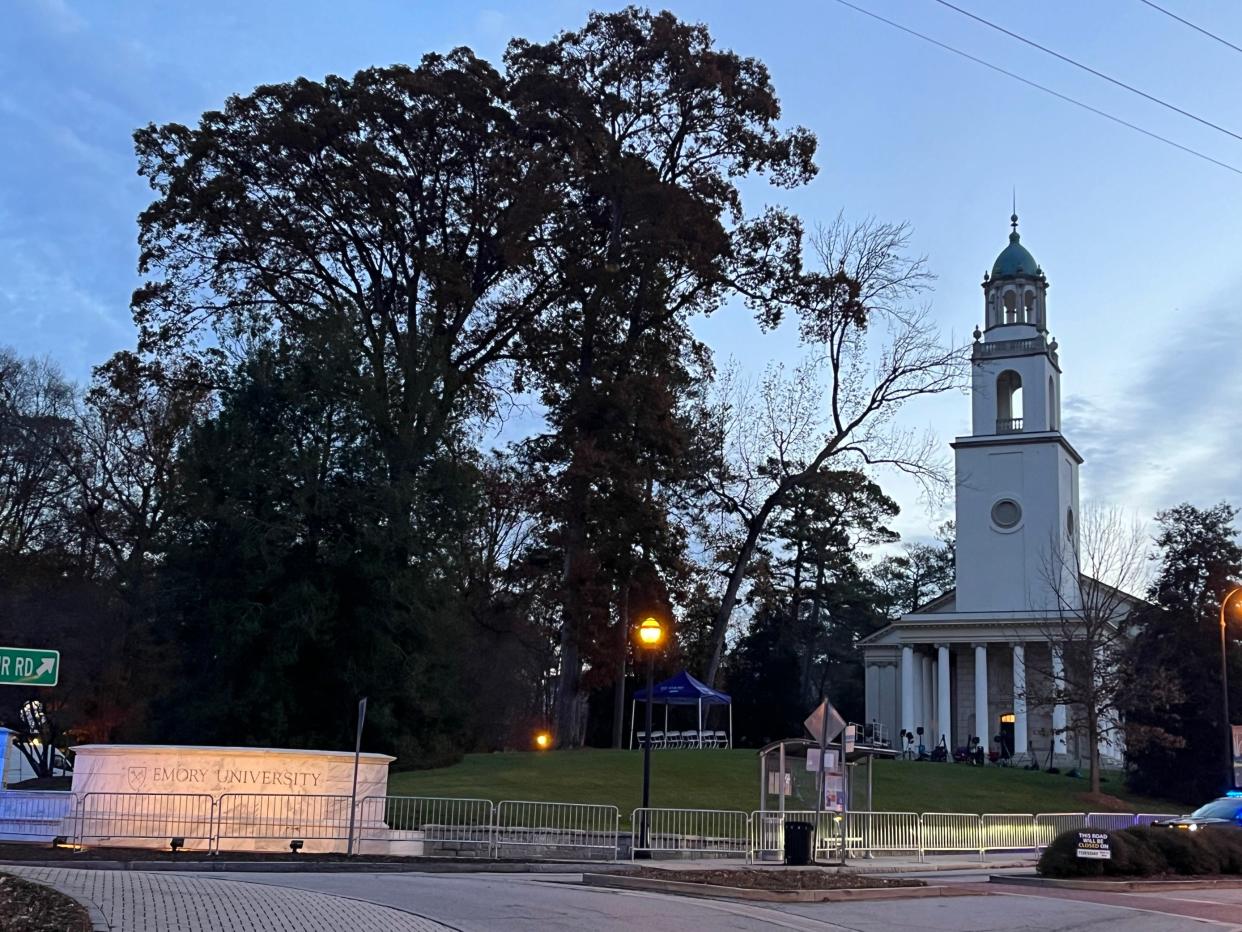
[1221,588,1240,790]
[636,651,655,859]
[346,696,367,856]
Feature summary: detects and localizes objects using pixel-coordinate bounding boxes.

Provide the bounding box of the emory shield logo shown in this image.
[127,766,147,791]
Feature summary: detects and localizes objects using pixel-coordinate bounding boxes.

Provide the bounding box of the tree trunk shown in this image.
[710,489,784,685]
[1087,706,1101,795]
[611,580,631,748]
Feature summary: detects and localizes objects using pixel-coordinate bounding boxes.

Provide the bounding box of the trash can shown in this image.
[783,820,815,866]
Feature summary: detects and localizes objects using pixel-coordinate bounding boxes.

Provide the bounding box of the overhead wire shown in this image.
[1137,0,1242,57]
[827,0,1242,177]
[930,0,1242,143]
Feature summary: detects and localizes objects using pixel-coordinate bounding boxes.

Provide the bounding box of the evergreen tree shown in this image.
[1126,503,1242,803]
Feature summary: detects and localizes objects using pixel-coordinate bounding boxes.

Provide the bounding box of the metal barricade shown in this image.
[630,808,749,859]
[76,792,214,849]
[494,800,619,860]
[845,811,921,859]
[980,813,1041,852]
[749,810,845,861]
[357,796,493,857]
[1084,812,1137,831]
[0,791,75,841]
[920,812,982,858]
[215,793,353,853]
[1032,812,1087,850]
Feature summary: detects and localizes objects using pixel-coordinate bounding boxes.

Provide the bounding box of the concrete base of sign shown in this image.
[68,744,395,853]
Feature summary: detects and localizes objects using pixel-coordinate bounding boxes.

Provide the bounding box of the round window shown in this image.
[991,499,1022,528]
[1066,507,1075,537]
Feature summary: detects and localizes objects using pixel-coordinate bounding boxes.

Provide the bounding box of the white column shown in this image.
[912,650,925,732]
[930,657,939,740]
[1012,643,1028,756]
[936,644,952,749]
[974,643,989,745]
[900,645,915,741]
[920,654,933,739]
[1051,645,1068,755]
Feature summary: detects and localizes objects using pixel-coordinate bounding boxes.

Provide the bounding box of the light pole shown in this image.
[1220,586,1242,791]
[636,615,664,859]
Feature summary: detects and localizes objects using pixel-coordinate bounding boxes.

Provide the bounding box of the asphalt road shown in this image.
[216,870,1242,931]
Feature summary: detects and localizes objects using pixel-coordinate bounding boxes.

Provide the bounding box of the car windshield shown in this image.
[1189,799,1242,821]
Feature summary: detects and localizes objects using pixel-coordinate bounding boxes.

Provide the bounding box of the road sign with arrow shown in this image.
[0,647,59,687]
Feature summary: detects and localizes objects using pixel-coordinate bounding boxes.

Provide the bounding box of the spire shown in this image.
[1010,189,1019,240]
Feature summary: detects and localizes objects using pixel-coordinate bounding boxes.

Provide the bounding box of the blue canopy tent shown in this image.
[629,671,732,749]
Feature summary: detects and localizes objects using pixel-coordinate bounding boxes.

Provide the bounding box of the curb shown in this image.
[582,872,984,902]
[990,873,1242,892]
[838,859,1034,874]
[0,858,634,875]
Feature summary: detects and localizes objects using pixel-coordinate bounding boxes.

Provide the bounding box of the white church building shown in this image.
[860,215,1132,767]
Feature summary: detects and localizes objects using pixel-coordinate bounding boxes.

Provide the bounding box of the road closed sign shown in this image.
[0,647,60,687]
[1076,831,1111,860]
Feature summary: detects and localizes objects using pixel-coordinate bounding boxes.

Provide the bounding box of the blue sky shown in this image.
[3,0,1240,542]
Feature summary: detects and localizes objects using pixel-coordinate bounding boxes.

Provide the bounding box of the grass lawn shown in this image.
[388,749,1185,820]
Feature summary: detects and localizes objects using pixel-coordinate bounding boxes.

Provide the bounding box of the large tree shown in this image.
[502,7,816,743]
[1126,502,1242,803]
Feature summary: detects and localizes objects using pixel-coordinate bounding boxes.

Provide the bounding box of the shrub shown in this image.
[1038,828,1151,877]
[1127,827,1221,875]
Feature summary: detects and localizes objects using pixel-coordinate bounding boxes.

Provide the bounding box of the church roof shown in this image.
[991,214,1041,280]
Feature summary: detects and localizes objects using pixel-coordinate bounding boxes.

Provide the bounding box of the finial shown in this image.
[1049,336,1059,352]
[973,325,982,342]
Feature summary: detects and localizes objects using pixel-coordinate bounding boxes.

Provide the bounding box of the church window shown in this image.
[1003,291,1017,324]
[1023,291,1035,324]
[1066,507,1075,538]
[1048,376,1056,430]
[996,370,1022,432]
[991,499,1022,528]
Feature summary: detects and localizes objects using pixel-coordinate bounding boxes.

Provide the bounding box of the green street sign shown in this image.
[0,647,59,687]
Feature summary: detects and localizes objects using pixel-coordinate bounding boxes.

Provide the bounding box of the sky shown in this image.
[2,0,1240,545]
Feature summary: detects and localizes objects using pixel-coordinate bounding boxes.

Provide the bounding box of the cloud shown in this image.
[1064,293,1242,518]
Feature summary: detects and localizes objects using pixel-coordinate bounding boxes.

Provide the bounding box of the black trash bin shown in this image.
[783,820,815,865]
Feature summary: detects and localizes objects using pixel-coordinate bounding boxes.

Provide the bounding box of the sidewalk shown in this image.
[7,867,452,932]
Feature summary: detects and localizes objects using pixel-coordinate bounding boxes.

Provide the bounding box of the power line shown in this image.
[930,0,1242,144]
[1138,0,1242,57]
[828,0,1242,177]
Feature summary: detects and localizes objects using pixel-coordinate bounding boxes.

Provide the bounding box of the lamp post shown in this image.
[1220,586,1242,791]
[636,615,664,859]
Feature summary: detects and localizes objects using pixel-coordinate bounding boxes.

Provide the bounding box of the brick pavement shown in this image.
[8,867,453,932]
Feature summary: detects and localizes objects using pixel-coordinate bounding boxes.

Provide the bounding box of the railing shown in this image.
[0,790,74,840]
[631,807,749,859]
[494,800,619,860]
[0,787,1188,863]
[76,792,214,849]
[996,417,1023,433]
[358,795,493,857]
[920,811,982,856]
[1033,812,1087,850]
[974,337,1046,358]
[846,810,921,856]
[214,793,353,853]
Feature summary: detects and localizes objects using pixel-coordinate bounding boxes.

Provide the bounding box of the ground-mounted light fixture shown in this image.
[169,837,185,855]
[289,839,304,854]
[534,730,552,750]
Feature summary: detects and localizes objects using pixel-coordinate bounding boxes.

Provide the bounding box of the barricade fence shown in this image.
[76,792,215,849]
[631,807,749,859]
[495,800,620,860]
[0,789,1187,861]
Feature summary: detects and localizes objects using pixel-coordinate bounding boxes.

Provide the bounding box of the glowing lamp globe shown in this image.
[534,730,552,750]
[638,616,664,648]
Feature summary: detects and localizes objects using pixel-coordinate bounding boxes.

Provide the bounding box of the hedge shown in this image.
[1038,826,1242,878]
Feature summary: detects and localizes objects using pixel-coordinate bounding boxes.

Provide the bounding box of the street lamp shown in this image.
[1221,586,1242,791]
[636,615,664,859]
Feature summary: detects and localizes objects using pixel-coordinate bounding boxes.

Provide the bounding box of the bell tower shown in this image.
[953,214,1082,613]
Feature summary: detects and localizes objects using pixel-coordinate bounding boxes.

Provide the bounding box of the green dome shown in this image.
[991,216,1040,279]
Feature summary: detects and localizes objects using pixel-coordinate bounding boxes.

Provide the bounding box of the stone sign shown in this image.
[68,744,396,853]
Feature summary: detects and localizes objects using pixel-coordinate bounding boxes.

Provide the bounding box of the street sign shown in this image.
[0,647,59,687]
[1076,831,1111,860]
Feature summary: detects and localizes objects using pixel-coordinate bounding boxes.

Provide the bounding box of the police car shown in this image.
[1151,791,1242,832]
